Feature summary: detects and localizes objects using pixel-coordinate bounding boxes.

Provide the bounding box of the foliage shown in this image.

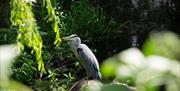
[11,53,37,83]
[10,0,44,74]
[101,31,180,91]
[0,28,17,44]
[10,0,62,77]
[2,0,179,91]
[57,0,124,38]
[45,0,61,46]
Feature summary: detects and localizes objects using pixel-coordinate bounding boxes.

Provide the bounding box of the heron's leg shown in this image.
[86,71,89,86]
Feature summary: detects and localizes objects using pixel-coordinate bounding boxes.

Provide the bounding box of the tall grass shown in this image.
[57,0,123,38]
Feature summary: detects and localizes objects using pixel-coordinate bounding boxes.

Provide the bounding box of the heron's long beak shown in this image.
[61,36,72,41]
[61,34,78,41]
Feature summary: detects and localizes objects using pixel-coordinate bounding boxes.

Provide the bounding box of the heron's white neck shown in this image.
[69,37,81,56]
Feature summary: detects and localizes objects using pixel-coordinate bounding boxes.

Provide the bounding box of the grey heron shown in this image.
[62,34,101,80]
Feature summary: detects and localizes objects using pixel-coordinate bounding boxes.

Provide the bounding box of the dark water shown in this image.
[83,31,145,62]
[85,0,179,61]
[0,0,10,27]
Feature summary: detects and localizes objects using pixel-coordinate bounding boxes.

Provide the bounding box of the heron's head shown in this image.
[62,34,78,41]
[62,34,81,47]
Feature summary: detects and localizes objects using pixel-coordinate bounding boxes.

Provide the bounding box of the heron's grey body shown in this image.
[63,34,101,80]
[77,44,101,79]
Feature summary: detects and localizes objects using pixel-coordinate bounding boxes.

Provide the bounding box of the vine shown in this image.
[10,0,44,74]
[45,0,61,46]
[10,0,61,77]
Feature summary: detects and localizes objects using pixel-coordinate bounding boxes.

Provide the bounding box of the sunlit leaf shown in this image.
[10,0,44,74]
[45,0,61,46]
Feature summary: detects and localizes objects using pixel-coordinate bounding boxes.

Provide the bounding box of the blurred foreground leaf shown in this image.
[0,44,32,91]
[101,59,119,78]
[8,80,32,91]
[100,84,132,91]
[101,46,180,91]
[143,31,180,61]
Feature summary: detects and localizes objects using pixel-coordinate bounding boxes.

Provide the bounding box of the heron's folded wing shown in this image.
[77,44,99,72]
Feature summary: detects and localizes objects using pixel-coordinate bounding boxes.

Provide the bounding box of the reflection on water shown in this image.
[129,35,139,48]
[131,0,176,9]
